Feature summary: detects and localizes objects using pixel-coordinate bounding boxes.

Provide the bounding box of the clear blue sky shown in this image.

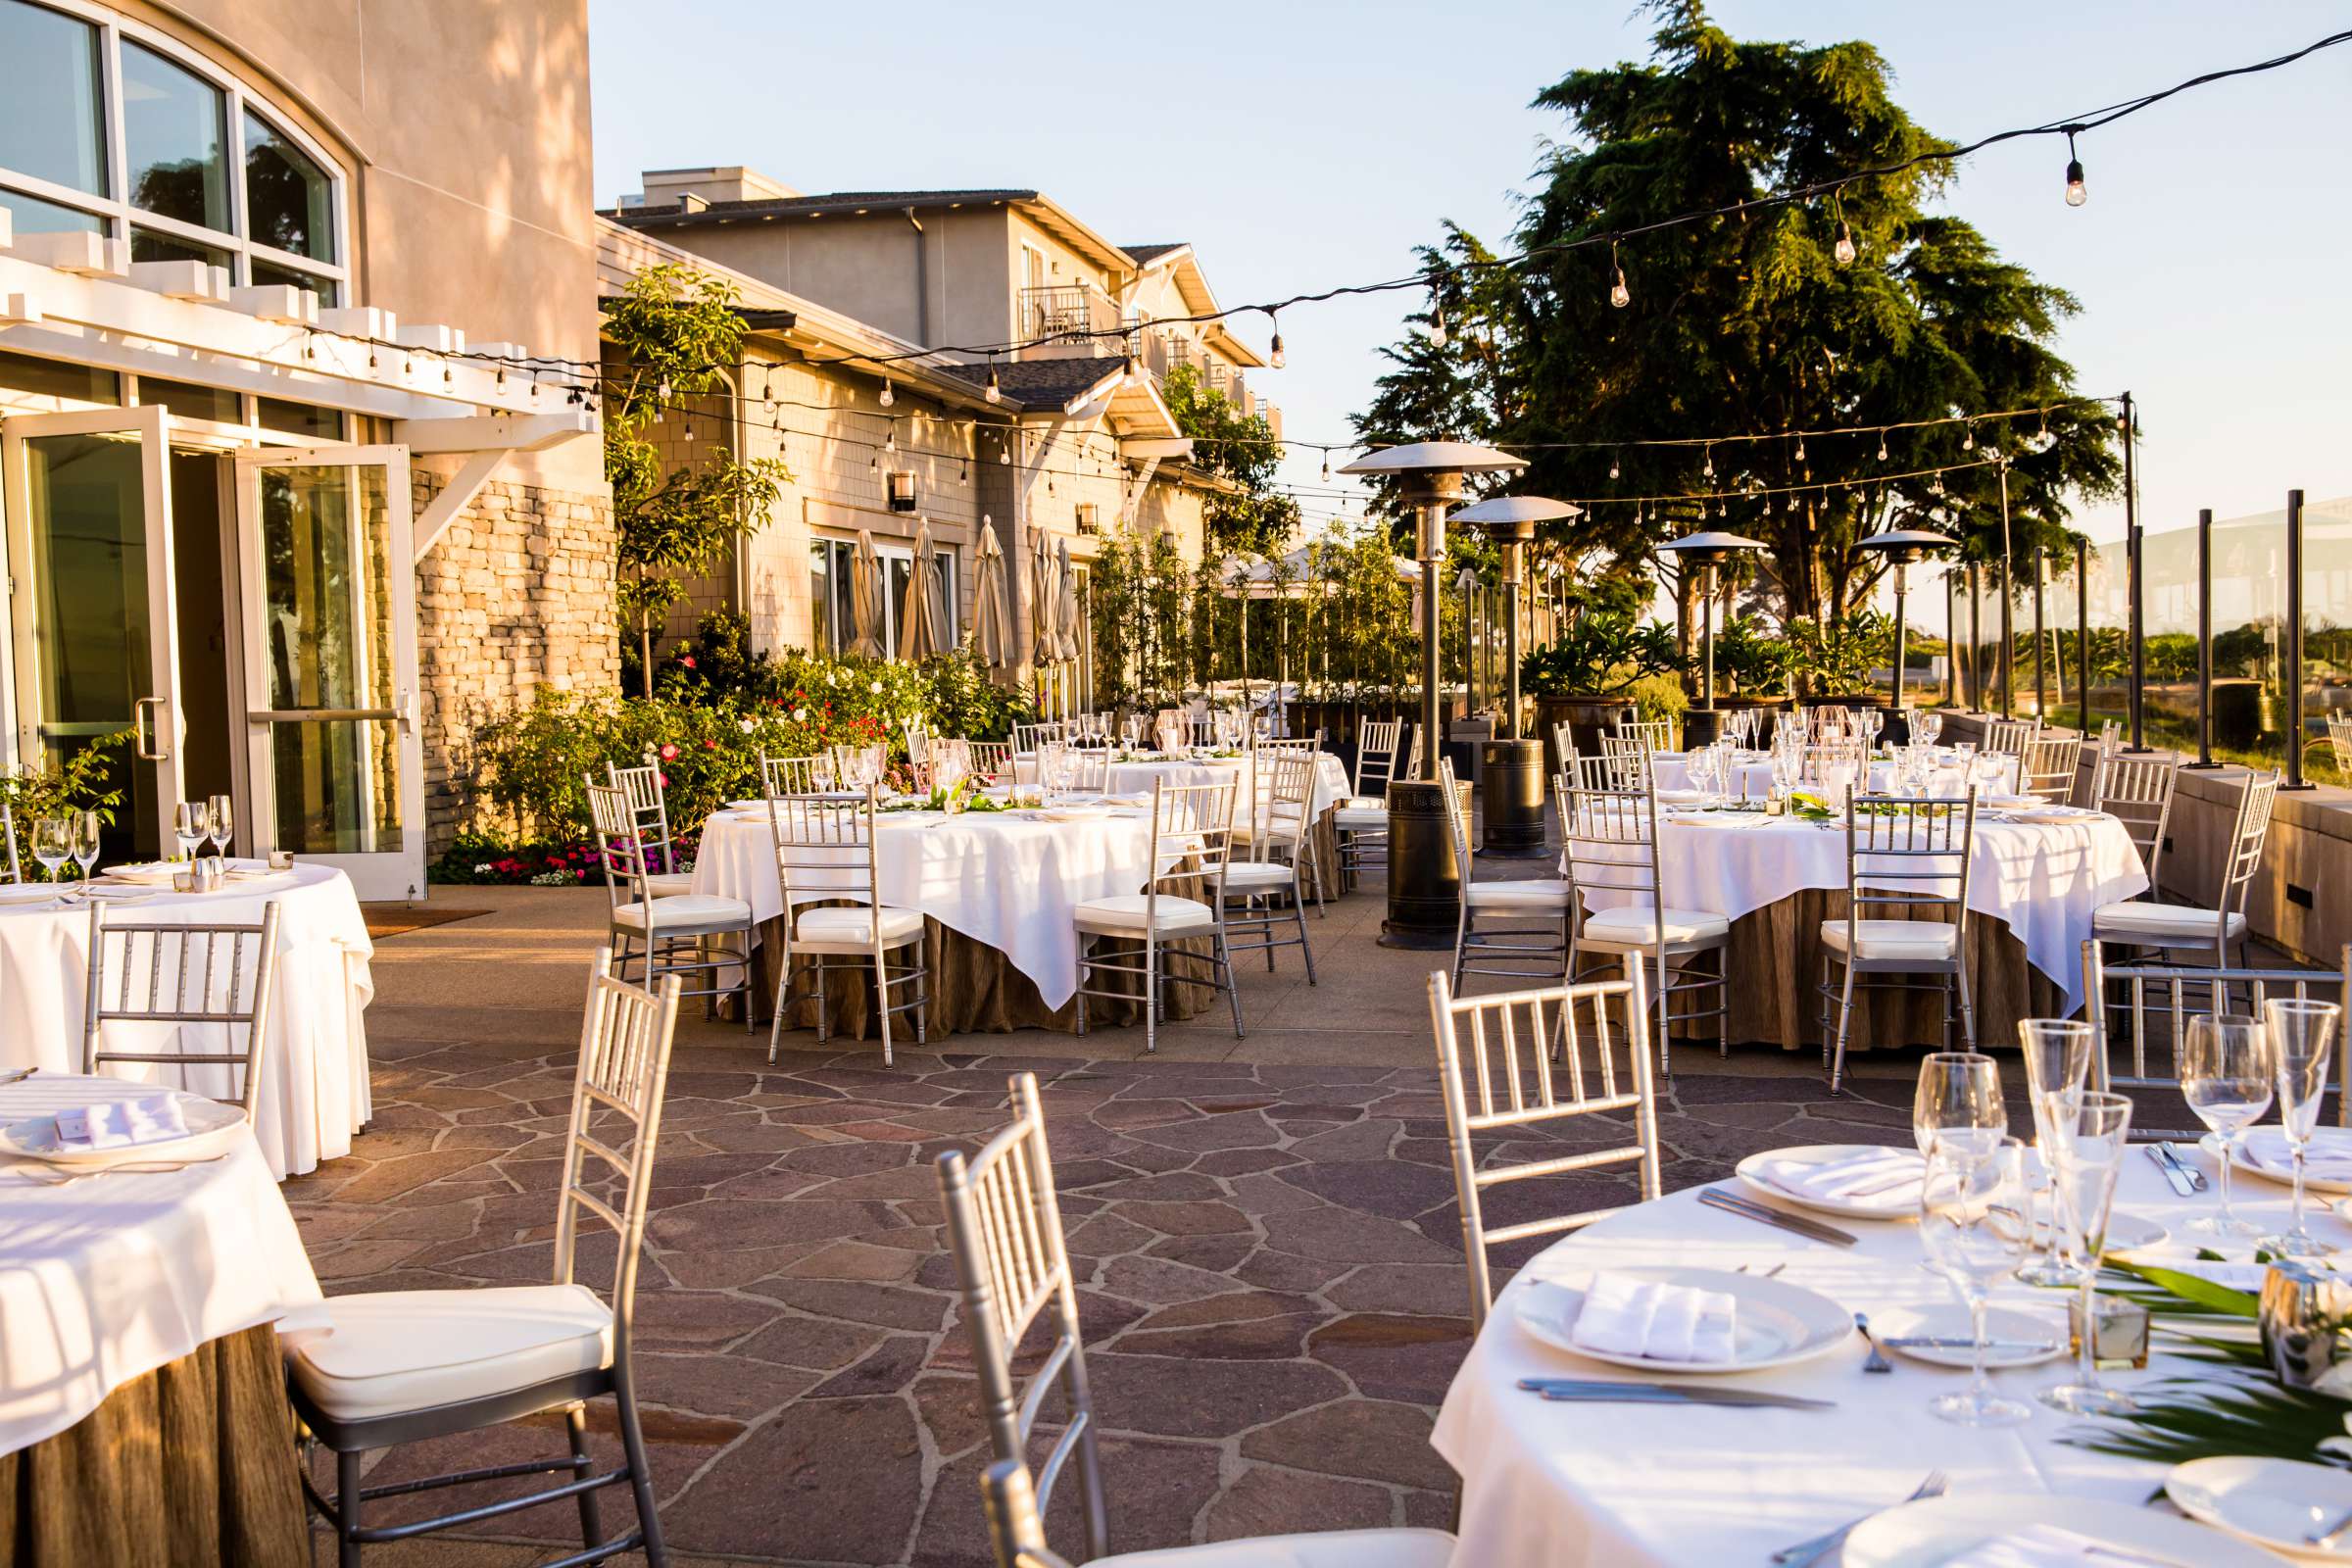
[587,0,2351,547]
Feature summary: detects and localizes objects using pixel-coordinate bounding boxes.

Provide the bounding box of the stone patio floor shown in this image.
[289,879,1985,1566]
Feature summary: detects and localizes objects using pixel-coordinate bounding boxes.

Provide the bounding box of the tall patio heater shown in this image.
[1655,530,1767,746]
[1339,441,1526,948]
[1450,495,1582,858]
[1852,527,1955,744]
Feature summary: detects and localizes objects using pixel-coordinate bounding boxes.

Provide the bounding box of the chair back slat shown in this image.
[554,953,681,1337]
[765,788,884,911]
[1354,718,1403,798]
[1841,790,1978,929]
[2223,770,2281,910]
[963,739,1013,782]
[2089,754,2179,890]
[760,752,822,798]
[1012,721,1065,754]
[1557,780,1663,906]
[1616,717,1674,754]
[83,900,282,1117]
[1598,734,1654,789]
[586,781,654,907]
[2019,734,2082,804]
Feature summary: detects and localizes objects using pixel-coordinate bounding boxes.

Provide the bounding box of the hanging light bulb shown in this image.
[959,457,970,482]
[1320,450,1330,481]
[1962,421,1976,452]
[683,415,695,442]
[868,450,878,471]
[1608,240,1630,310]
[985,359,1002,405]
[1834,220,1857,266]
[879,378,895,408]
[2063,127,2087,207]
[657,375,672,401]
[1701,445,1715,480]
[1876,430,1888,463]
[1608,454,1621,481]
[1793,435,1806,463]
[886,422,897,454]
[1427,299,1448,349]
[1000,436,1011,466]
[1268,311,1286,369]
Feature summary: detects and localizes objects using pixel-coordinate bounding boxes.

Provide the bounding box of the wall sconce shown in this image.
[887,470,918,513]
[1075,502,1100,535]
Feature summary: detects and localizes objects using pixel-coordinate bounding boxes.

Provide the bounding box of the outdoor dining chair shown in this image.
[284,956,681,1568]
[943,1074,1455,1568]
[83,899,281,1119]
[2091,767,2278,971]
[1597,733,1653,789]
[1819,787,1982,1093]
[1239,733,1330,913]
[1428,964,1662,1330]
[603,758,692,896]
[962,739,1013,782]
[2087,752,2180,895]
[1072,778,1243,1053]
[1983,715,2041,756]
[0,803,18,882]
[588,781,757,1032]
[764,786,929,1065]
[2019,733,2083,804]
[1438,759,1573,990]
[1011,720,1065,753]
[1221,745,1322,980]
[761,752,823,797]
[1557,775,1729,1074]
[1616,716,1675,754]
[1334,721,1413,878]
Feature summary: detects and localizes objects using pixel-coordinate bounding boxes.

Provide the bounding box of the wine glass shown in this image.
[31,816,70,884]
[1913,1051,2007,1162]
[2261,998,2342,1258]
[207,793,234,860]
[2016,1019,2095,1288]
[2039,1090,2136,1415]
[1920,1137,2034,1427]
[2180,1013,2272,1238]
[172,801,205,861]
[72,810,101,882]
[1915,710,1942,747]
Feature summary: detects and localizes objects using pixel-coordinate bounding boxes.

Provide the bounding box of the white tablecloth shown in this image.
[0,863,375,1179]
[691,807,1158,1008]
[1571,812,2144,1011]
[1651,750,2023,801]
[1433,1146,2331,1568]
[1014,752,1355,816]
[0,1073,321,1455]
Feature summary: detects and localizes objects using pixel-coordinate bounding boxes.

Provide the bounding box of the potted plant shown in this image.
[1706,613,1796,746]
[1524,612,1685,769]
[1788,609,1894,728]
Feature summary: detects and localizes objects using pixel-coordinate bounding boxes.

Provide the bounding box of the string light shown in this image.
[657,375,671,401]
[985,358,1001,404]
[878,378,895,408]
[1608,240,1630,310]
[1608,455,1621,480]
[2063,126,2088,207]
[1267,310,1285,369]
[1831,192,1857,266]
[1701,445,1715,480]
[1962,421,1976,452]
[1426,279,1448,348]
[1319,451,1330,481]
[1793,436,1805,462]
[1876,430,1888,462]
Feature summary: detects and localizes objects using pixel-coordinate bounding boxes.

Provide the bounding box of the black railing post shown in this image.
[2076,537,2090,736]
[1944,567,1959,706]
[2285,488,2311,789]
[2123,392,2151,752]
[1967,564,1984,710]
[2185,508,2219,768]
[2033,549,2048,720]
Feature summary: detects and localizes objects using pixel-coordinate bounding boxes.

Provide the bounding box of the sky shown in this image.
[586,0,2352,552]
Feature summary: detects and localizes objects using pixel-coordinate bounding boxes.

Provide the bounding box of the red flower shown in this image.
[680,655,697,668]
[659,743,678,760]
[703,738,718,750]
[657,773,669,788]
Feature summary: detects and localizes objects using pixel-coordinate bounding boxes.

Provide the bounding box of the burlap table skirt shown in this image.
[1,1322,305,1568]
[1657,887,2070,1053]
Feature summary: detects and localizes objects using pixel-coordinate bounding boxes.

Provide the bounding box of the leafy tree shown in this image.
[602,263,793,686]
[1161,365,1298,556]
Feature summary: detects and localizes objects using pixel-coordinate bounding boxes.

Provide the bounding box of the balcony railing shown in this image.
[1018,285,1122,344]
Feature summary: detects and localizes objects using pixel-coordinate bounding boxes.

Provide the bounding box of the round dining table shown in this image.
[0,862,375,1178]
[1433,1141,2336,1567]
[0,1072,320,1566]
[1649,749,2024,801]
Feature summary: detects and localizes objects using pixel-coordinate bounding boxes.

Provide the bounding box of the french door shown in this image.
[234,445,422,901]
[0,404,186,859]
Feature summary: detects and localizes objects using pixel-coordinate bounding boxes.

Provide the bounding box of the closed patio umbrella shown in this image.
[1054,536,1082,670]
[899,518,945,662]
[849,529,885,660]
[971,518,1012,670]
[1028,527,1058,708]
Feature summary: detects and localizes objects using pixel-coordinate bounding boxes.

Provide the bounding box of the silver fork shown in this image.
[1853,1312,1892,1373]
[1771,1470,1947,1566]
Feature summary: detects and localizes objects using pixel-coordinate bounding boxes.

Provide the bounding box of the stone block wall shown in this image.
[413,468,620,854]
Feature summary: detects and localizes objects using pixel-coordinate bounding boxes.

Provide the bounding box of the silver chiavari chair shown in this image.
[1597,733,1653,790]
[1616,716,1675,754]
[1983,716,2040,757]
[83,900,282,1118]
[963,739,1013,784]
[602,758,692,897]
[765,787,928,1066]
[1819,788,1981,1093]
[1430,965,1661,1329]
[1558,750,1622,794]
[1244,732,1329,913]
[2328,711,2352,779]
[1011,720,1065,754]
[2081,939,2352,1132]
[2088,752,2180,895]
[1334,722,1413,878]
[287,955,680,1568]
[2018,733,2082,805]
[588,781,756,1032]
[1438,759,1572,990]
[1073,778,1244,1053]
[1221,746,1321,980]
[2092,768,2278,970]
[1557,776,1729,1074]
[0,803,20,882]
[761,752,822,797]
[2097,716,2125,762]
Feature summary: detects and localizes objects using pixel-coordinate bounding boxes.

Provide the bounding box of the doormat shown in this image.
[363,907,492,939]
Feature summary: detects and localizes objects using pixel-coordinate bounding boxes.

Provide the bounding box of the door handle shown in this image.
[396,688,416,735]
[132,697,171,760]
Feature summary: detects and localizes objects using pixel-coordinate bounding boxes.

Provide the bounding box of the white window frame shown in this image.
[0,0,352,298]
[811,534,959,657]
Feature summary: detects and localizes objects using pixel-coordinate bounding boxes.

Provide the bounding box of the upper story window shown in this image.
[0,0,347,303]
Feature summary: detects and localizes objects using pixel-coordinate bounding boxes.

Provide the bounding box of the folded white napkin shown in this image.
[1754,1149,1927,1211]
[54,1094,190,1150]
[2240,1127,2352,1181]
[2150,1258,2269,1292]
[1943,1524,2173,1567]
[1570,1272,1738,1364]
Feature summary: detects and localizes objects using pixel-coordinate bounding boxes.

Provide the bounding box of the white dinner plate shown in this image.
[1735,1144,1924,1221]
[2011,807,2091,824]
[1843,1492,2284,1567]
[0,1094,245,1170]
[1514,1265,1852,1375]
[0,882,65,904]
[102,861,181,885]
[1869,1302,2067,1369]
[2168,1457,2352,1560]
[2208,1128,2352,1196]
[2096,1210,2172,1252]
[1983,793,2041,808]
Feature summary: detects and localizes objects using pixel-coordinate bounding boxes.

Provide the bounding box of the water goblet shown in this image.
[2180,1013,2272,1238]
[1913,1050,2007,1162]
[2038,1090,2136,1415]
[173,801,205,862]
[72,810,101,881]
[1921,1137,2034,1427]
[31,816,71,884]
[1915,710,1943,747]
[207,793,234,859]
[2261,998,2342,1258]
[2016,1018,2094,1288]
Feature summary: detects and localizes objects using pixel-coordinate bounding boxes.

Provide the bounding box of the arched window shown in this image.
[0,0,349,303]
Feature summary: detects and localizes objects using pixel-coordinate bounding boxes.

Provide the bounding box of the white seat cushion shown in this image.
[283,1284,612,1421]
[795,905,925,949]
[1223,860,1298,894]
[2093,901,2244,943]
[1094,1527,1455,1568]
[1463,878,1574,912]
[1580,905,1731,947]
[1820,918,1960,963]
[1332,806,1389,830]
[612,893,752,935]
[1339,794,1387,812]
[643,870,694,898]
[1075,893,1217,936]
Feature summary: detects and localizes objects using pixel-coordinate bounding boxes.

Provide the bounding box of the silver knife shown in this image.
[1518,1378,1834,1410]
[1698,1187,1860,1248]
[2160,1142,2210,1192]
[2142,1143,2194,1197]
[1881,1335,2058,1353]
[0,1066,34,1087]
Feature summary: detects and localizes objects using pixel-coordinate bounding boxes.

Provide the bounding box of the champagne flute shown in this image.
[1913,1051,2007,1161]
[2261,998,2342,1259]
[2180,1014,2273,1238]
[2016,1018,2094,1287]
[173,801,205,861]
[72,810,101,882]
[1921,1137,2034,1427]
[31,816,70,884]
[2039,1090,2136,1415]
[207,793,234,860]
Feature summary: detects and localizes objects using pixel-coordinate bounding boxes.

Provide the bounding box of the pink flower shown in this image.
[680,655,697,668]
[657,772,669,788]
[659,743,678,760]
[703,738,718,750]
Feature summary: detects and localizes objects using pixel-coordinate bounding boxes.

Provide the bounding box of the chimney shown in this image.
[634,166,803,211]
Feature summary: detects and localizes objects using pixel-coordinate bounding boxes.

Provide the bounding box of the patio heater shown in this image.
[1452,495,1582,858]
[1852,527,1954,744]
[1655,530,1767,747]
[1456,566,1479,718]
[1340,441,1526,949]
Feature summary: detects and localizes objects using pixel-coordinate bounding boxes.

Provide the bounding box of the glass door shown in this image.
[0,405,186,860]
[234,445,420,900]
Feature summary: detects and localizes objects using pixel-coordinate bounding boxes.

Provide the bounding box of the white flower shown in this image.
[792,707,808,722]
[870,679,883,695]
[738,717,756,734]
[473,862,492,874]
